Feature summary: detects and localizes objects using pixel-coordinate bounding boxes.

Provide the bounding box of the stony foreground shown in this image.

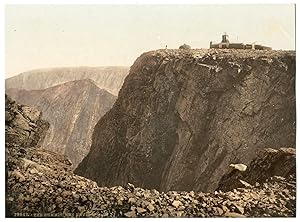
[5,95,296,217]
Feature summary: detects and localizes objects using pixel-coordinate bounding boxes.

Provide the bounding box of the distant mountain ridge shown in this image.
[6,66,129,96]
[6,79,117,168]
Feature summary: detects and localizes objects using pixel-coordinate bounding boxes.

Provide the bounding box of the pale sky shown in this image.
[5,4,295,78]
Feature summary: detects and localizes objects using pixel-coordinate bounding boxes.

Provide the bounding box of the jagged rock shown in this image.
[229,164,247,172]
[172,200,182,208]
[147,203,155,211]
[12,170,25,182]
[239,179,252,188]
[233,204,244,214]
[224,212,245,218]
[127,183,135,192]
[124,210,136,218]
[137,207,146,213]
[221,205,229,213]
[56,196,63,204]
[61,190,72,198]
[214,207,223,216]
[218,147,296,192]
[128,197,136,204]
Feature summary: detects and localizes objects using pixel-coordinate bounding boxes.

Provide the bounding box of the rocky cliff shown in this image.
[6,79,116,168]
[5,95,296,217]
[75,49,295,192]
[6,66,129,95]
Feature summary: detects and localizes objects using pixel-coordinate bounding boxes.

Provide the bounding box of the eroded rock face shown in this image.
[6,66,129,95]
[76,49,295,192]
[5,95,296,217]
[6,79,116,168]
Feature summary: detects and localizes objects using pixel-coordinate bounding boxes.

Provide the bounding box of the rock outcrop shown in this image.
[5,95,296,217]
[5,66,129,95]
[217,147,296,192]
[6,79,116,168]
[75,49,295,192]
[5,94,49,150]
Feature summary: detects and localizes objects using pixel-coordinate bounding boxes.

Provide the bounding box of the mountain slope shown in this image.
[6,79,116,168]
[5,95,296,217]
[75,49,295,192]
[6,66,129,95]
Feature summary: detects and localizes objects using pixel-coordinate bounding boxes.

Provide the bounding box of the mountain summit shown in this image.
[75,49,295,192]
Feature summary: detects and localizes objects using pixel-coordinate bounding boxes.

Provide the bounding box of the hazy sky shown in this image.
[5,4,295,78]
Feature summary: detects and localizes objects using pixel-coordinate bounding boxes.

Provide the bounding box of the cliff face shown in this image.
[6,79,116,168]
[5,66,129,95]
[75,49,295,192]
[5,95,295,218]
